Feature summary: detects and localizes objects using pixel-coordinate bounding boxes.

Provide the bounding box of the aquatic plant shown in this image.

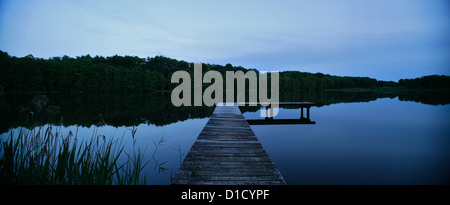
[0,124,150,185]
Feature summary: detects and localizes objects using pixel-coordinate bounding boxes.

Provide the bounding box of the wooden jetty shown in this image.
[171,103,287,185]
[239,102,316,125]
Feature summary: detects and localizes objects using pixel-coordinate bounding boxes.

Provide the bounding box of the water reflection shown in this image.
[1,90,449,133]
[0,92,214,134]
[0,90,449,184]
[245,98,450,185]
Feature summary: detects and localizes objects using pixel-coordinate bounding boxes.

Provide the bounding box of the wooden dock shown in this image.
[171,103,286,185]
[240,102,316,125]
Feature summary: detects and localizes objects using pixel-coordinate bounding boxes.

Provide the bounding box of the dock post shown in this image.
[300,106,304,119]
[306,106,310,120]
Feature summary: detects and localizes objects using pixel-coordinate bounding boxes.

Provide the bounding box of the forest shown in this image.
[0,50,449,94]
[398,75,450,89]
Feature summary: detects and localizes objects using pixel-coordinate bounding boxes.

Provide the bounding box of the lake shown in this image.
[0,91,449,184]
[245,97,450,185]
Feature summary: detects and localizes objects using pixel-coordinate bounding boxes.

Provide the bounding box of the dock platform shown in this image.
[171,103,286,185]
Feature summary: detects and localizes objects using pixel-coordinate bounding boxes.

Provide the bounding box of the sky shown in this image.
[0,0,449,81]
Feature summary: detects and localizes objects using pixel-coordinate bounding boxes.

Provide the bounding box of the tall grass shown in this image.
[0,124,150,185]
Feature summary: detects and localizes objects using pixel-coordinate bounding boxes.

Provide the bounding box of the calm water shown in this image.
[1,116,209,185]
[245,97,450,185]
[1,93,449,184]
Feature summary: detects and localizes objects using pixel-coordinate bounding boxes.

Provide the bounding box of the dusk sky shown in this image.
[0,0,449,81]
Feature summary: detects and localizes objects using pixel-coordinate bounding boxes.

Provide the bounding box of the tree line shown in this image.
[0,50,448,93]
[398,75,450,89]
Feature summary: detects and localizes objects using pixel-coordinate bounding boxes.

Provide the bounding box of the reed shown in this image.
[0,124,150,185]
